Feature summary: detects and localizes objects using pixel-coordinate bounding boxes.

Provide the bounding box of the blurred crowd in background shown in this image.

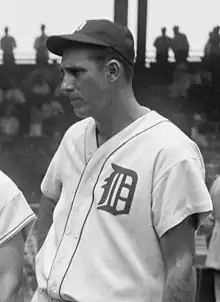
[0,24,80,152]
[0,23,220,152]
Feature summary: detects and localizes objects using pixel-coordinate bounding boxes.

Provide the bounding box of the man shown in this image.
[154,27,171,64]
[34,24,49,66]
[171,26,189,64]
[153,27,171,84]
[34,19,213,302]
[206,175,220,301]
[0,170,36,301]
[0,26,16,66]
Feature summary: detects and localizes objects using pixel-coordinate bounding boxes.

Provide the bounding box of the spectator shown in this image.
[204,27,220,85]
[211,26,220,54]
[154,27,171,64]
[41,97,64,136]
[27,74,50,137]
[204,32,215,57]
[190,114,209,148]
[34,24,49,67]
[171,26,189,64]
[204,29,220,62]
[154,27,172,84]
[48,59,61,89]
[5,79,26,105]
[28,106,43,137]
[41,97,64,120]
[0,26,16,66]
[0,104,20,150]
[31,74,50,96]
[5,79,28,134]
[50,98,64,116]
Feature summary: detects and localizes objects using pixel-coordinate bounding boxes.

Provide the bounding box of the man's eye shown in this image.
[69,69,81,77]
[73,71,80,77]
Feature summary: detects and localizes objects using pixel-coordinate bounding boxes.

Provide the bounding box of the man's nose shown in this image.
[61,75,75,93]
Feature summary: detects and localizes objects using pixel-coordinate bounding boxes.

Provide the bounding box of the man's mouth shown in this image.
[70,98,83,107]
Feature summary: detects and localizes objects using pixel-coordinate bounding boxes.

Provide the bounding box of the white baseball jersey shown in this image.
[0,170,36,245]
[206,176,220,270]
[34,110,212,302]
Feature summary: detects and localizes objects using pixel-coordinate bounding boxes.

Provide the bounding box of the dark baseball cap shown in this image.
[46,19,135,66]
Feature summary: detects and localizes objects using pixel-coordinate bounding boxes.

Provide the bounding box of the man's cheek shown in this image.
[83,80,102,100]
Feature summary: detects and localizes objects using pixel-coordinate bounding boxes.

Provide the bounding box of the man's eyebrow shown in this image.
[60,65,86,73]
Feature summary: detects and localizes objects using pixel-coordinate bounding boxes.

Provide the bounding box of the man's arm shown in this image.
[37,194,58,250]
[160,215,197,302]
[0,231,25,302]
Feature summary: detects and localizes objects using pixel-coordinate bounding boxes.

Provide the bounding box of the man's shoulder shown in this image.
[154,37,160,43]
[0,170,16,186]
[0,171,20,207]
[147,113,201,160]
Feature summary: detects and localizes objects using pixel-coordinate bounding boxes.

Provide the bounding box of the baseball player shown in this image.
[206,175,220,301]
[33,19,213,302]
[0,170,36,301]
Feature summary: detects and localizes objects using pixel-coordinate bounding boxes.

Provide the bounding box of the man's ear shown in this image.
[106,60,121,82]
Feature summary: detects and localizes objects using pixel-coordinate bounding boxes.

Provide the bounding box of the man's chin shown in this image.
[73,107,90,119]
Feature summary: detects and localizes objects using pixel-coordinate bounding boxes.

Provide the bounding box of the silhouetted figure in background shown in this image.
[154,27,171,64]
[154,27,171,84]
[34,24,49,67]
[0,27,16,67]
[205,33,214,57]
[204,27,220,58]
[171,26,189,64]
[204,26,220,85]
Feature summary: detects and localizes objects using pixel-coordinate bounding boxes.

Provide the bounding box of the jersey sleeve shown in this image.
[0,175,36,245]
[41,137,64,201]
[209,176,220,222]
[152,157,213,238]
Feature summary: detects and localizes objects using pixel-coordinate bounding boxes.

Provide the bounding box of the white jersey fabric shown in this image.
[206,176,220,270]
[34,110,212,302]
[0,170,36,245]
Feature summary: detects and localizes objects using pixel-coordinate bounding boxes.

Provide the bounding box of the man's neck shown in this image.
[95,95,150,146]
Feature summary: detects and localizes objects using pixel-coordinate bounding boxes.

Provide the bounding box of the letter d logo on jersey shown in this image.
[97,164,138,216]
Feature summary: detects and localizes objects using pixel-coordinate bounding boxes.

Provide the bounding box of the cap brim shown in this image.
[46,32,109,56]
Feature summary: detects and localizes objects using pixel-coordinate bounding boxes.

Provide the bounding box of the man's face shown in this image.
[61,48,110,119]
